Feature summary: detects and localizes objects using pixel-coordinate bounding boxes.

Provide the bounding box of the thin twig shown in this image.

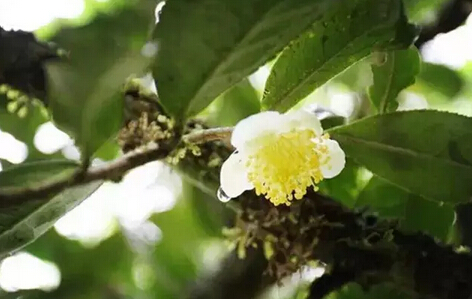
[0,126,233,205]
[0,142,174,206]
[183,127,234,149]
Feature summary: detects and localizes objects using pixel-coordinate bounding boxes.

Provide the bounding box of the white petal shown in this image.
[283,109,323,135]
[319,139,345,179]
[220,151,254,199]
[231,111,282,148]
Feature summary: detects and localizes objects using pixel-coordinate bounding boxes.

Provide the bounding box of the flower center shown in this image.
[245,129,328,206]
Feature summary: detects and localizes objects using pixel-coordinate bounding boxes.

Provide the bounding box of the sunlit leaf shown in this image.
[329,110,472,204]
[369,47,421,113]
[154,0,343,120]
[262,0,418,112]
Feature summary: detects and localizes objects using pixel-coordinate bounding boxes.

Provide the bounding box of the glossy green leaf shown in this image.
[413,62,464,99]
[0,160,101,257]
[46,0,156,157]
[207,79,260,127]
[329,110,472,204]
[154,0,342,120]
[262,0,418,112]
[369,48,421,113]
[357,177,454,241]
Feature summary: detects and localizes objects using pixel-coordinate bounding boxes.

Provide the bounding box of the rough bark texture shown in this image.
[0,27,59,103]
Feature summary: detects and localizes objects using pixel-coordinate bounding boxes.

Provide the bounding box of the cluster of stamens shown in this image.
[245,129,329,205]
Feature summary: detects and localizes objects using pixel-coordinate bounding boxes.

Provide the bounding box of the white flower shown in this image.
[219,109,345,206]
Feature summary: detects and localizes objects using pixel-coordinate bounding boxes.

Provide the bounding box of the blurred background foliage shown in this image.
[0,0,471,298]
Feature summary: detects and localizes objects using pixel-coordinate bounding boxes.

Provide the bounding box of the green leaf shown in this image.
[369,47,421,113]
[328,110,472,204]
[402,193,454,241]
[356,176,408,218]
[261,0,418,112]
[332,60,373,92]
[93,139,121,161]
[321,115,346,130]
[46,0,156,157]
[207,79,260,127]
[0,160,101,256]
[0,160,77,188]
[357,177,454,241]
[412,62,464,99]
[154,0,345,120]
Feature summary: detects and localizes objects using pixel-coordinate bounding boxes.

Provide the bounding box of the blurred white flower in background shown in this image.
[0,252,60,292]
[54,161,180,246]
[0,0,85,31]
[34,122,73,155]
[422,14,472,69]
[0,130,28,164]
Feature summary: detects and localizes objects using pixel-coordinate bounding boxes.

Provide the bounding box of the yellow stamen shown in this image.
[245,129,328,206]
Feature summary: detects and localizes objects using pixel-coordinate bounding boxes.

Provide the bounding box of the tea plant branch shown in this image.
[0,141,177,205]
[183,127,234,148]
[0,125,236,206]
